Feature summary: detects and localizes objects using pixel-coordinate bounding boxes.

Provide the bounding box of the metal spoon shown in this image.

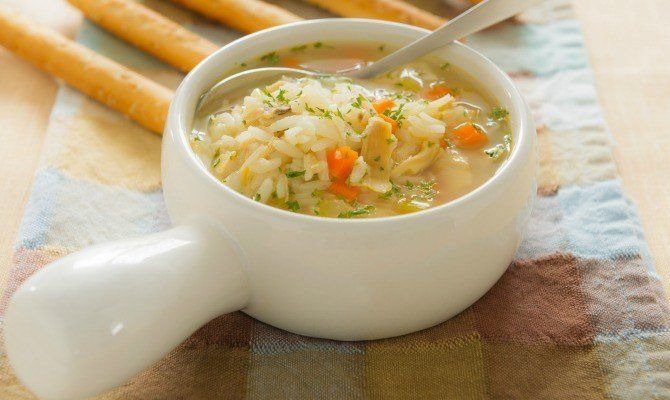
[197,0,542,116]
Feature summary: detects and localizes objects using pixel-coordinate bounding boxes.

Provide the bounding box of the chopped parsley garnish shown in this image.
[304,103,316,114]
[291,44,308,52]
[276,89,289,104]
[316,107,333,119]
[351,94,367,109]
[285,169,306,178]
[285,201,300,212]
[504,134,512,148]
[313,41,333,49]
[240,62,247,67]
[490,106,509,121]
[254,193,261,201]
[484,145,506,160]
[417,180,438,201]
[382,103,406,126]
[379,182,401,200]
[211,149,221,168]
[485,134,513,160]
[378,45,386,51]
[338,205,375,219]
[405,181,415,189]
[440,62,451,70]
[260,51,280,64]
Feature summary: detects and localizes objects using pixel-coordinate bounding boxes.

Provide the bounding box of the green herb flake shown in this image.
[378,45,385,51]
[440,62,451,70]
[490,106,509,121]
[484,145,506,160]
[254,193,261,201]
[304,103,316,114]
[338,205,375,219]
[276,89,289,104]
[351,94,367,109]
[417,180,438,201]
[260,51,280,64]
[485,134,513,160]
[379,182,401,200]
[286,170,306,178]
[285,201,300,212]
[291,44,308,52]
[211,149,221,168]
[383,103,406,126]
[503,134,512,150]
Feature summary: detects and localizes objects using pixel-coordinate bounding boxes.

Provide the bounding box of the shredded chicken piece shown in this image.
[392,140,440,178]
[361,117,396,193]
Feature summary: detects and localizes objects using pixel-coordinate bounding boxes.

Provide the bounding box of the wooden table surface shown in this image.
[1,0,669,297]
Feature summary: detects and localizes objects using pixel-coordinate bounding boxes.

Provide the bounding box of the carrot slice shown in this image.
[372,98,396,114]
[423,84,452,101]
[452,123,488,149]
[379,114,398,134]
[327,146,358,180]
[329,180,360,202]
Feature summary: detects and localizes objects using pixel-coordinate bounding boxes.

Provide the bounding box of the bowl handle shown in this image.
[2,221,249,400]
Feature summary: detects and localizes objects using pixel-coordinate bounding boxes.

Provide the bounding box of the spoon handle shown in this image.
[350,0,543,79]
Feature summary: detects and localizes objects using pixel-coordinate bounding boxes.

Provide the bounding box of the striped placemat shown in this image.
[1,0,668,398]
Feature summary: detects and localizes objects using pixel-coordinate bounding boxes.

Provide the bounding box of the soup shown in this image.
[190,42,512,218]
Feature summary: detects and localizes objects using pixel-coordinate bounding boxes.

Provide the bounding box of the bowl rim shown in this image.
[167,18,534,226]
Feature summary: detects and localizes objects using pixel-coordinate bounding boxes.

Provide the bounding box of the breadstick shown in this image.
[301,0,445,30]
[0,6,172,134]
[68,0,219,73]
[169,0,303,33]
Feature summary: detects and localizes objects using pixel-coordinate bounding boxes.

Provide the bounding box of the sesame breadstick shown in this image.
[0,6,172,134]
[169,0,303,34]
[67,0,219,73]
[300,0,445,30]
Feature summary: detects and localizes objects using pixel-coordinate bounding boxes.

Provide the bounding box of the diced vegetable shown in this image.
[328,180,360,201]
[372,98,396,115]
[451,123,488,149]
[392,140,440,178]
[398,69,423,91]
[423,84,452,101]
[327,146,358,180]
[361,117,395,193]
[379,114,398,134]
[395,199,430,214]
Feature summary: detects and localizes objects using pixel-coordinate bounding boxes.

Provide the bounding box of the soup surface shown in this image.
[190,42,512,218]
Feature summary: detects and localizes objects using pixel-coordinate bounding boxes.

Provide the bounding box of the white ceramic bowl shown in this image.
[4,19,536,400]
